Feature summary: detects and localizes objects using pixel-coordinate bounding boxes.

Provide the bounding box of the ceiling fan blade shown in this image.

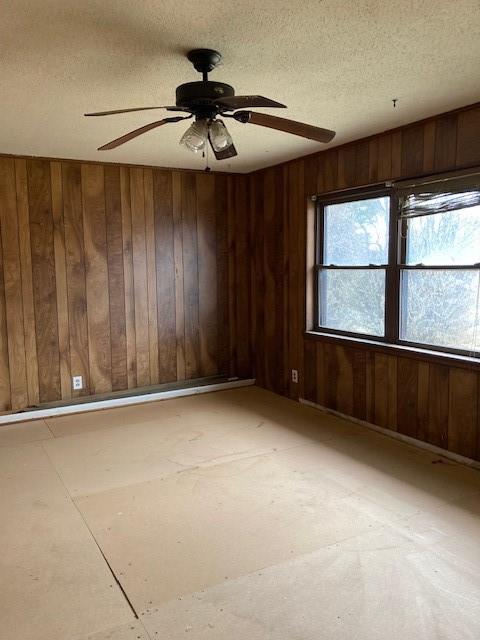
[85,106,187,116]
[215,95,286,110]
[208,134,238,160]
[233,111,335,143]
[98,116,189,150]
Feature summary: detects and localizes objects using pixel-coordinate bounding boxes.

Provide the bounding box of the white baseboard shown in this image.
[300,398,480,471]
[0,379,256,426]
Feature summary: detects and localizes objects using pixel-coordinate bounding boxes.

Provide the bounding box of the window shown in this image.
[314,172,480,358]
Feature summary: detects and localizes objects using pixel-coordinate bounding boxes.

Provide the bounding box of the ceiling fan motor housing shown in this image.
[176,81,234,118]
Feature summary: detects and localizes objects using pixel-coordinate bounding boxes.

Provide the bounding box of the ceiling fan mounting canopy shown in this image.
[186,48,222,74]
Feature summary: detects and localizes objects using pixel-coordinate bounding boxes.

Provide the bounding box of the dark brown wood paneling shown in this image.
[0,158,28,410]
[253,102,480,462]
[130,168,150,387]
[27,159,61,402]
[434,114,457,171]
[401,125,424,176]
[104,165,127,391]
[182,172,200,380]
[397,357,418,438]
[456,107,480,167]
[448,369,478,457]
[0,155,247,414]
[82,163,112,394]
[196,173,218,378]
[63,162,90,397]
[15,159,39,406]
[153,169,177,383]
[50,161,71,401]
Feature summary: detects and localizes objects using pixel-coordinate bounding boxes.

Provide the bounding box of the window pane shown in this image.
[405,206,480,265]
[324,196,389,265]
[319,269,385,336]
[400,269,480,352]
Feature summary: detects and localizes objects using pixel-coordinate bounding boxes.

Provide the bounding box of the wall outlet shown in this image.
[291,369,298,383]
[72,375,83,390]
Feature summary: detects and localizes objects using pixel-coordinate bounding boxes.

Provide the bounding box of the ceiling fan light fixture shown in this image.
[209,119,234,152]
[180,119,208,153]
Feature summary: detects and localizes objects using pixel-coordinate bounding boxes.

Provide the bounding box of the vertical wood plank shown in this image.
[50,161,71,400]
[0,222,10,409]
[234,174,251,378]
[227,176,237,378]
[253,173,266,387]
[153,169,177,383]
[303,340,317,402]
[296,162,305,400]
[82,163,112,394]
[182,172,200,379]
[397,357,418,438]
[448,368,478,458]
[0,158,28,409]
[196,173,218,378]
[15,159,39,406]
[354,141,370,186]
[368,138,379,183]
[365,351,375,423]
[62,162,90,396]
[423,121,436,172]
[427,363,449,448]
[456,107,480,167]
[335,345,354,416]
[172,172,186,380]
[130,168,150,387]
[144,169,159,385]
[401,125,424,177]
[215,174,229,377]
[120,167,136,389]
[391,131,402,178]
[416,362,430,442]
[374,353,388,428]
[352,349,367,420]
[105,165,127,391]
[434,115,457,171]
[27,159,61,403]
[377,134,392,181]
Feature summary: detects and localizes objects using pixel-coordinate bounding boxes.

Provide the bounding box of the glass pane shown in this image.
[406,206,480,265]
[400,269,480,352]
[319,269,385,336]
[324,196,389,265]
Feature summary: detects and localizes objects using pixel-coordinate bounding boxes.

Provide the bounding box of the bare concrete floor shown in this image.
[1,386,479,639]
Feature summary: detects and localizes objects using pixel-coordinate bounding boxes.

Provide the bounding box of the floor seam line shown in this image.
[40,442,140,620]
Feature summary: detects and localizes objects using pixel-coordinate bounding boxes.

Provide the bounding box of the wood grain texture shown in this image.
[63,161,90,397]
[130,168,150,387]
[27,159,61,403]
[251,102,480,462]
[50,161,71,400]
[15,159,39,406]
[144,169,159,385]
[82,164,112,394]
[153,170,177,383]
[120,167,137,389]
[196,173,218,377]
[0,158,28,409]
[0,156,249,413]
[181,172,200,380]
[104,165,127,391]
[0,222,10,409]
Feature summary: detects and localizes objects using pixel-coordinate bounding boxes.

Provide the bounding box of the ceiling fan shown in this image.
[85,49,336,160]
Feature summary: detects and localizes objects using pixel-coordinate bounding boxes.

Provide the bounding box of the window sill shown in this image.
[304,331,480,371]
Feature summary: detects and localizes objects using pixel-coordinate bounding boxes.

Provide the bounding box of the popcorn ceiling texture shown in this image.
[1,0,479,173]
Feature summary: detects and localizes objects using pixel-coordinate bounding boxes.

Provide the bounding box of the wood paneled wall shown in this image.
[0,158,251,411]
[250,103,480,461]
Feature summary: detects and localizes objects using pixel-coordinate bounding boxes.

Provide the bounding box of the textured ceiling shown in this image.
[1,0,479,173]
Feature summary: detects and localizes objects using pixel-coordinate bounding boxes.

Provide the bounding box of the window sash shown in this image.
[314,179,480,359]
